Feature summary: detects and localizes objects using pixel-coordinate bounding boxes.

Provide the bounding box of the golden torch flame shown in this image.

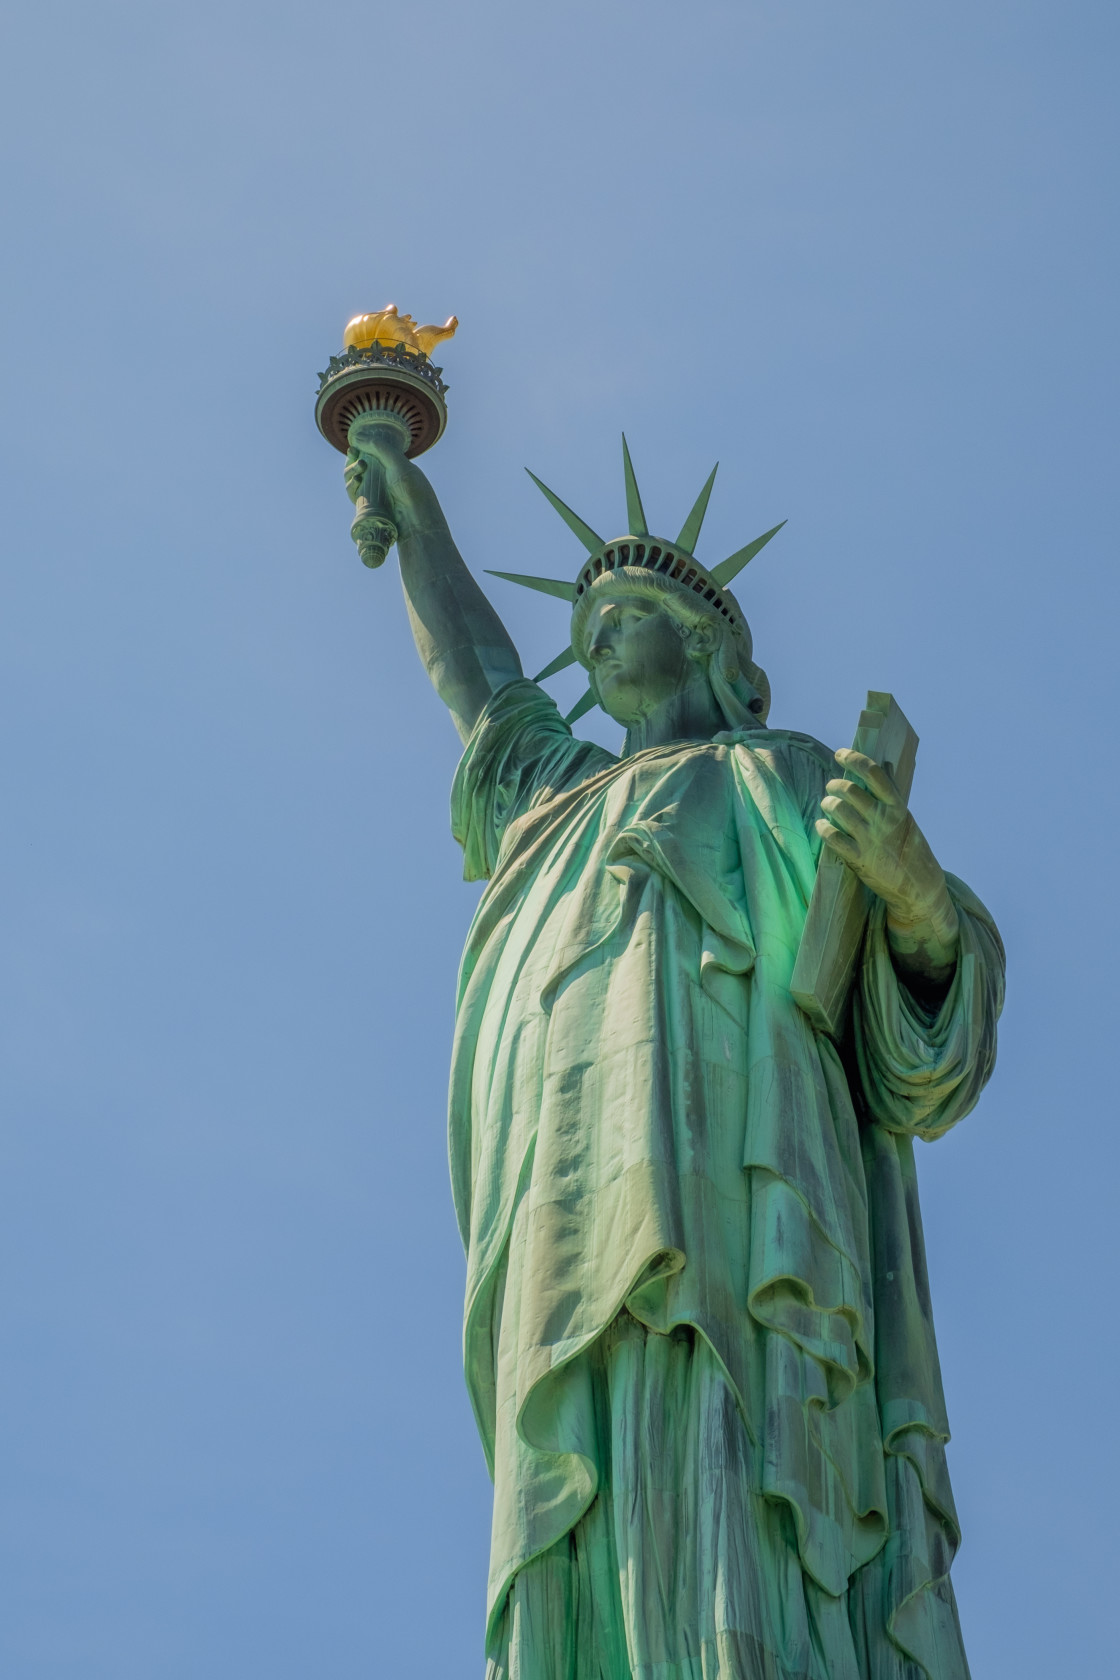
[343,304,458,360]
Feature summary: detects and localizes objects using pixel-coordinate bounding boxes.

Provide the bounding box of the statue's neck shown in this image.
[621,676,724,757]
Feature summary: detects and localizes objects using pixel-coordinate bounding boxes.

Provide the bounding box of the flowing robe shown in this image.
[449,681,1004,1680]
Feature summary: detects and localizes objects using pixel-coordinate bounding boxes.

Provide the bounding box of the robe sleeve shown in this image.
[853,873,1005,1137]
[451,679,616,881]
[850,879,1003,1679]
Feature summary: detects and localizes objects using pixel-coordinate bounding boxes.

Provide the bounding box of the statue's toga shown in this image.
[345,436,1004,1680]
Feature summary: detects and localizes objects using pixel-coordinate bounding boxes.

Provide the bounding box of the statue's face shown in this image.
[585,591,696,725]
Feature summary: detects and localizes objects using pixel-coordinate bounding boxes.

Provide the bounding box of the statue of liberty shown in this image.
[338,422,1004,1680]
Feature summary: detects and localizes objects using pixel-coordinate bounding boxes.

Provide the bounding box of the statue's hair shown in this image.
[570,567,772,728]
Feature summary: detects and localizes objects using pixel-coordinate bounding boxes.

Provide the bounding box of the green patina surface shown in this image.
[327,425,1004,1680]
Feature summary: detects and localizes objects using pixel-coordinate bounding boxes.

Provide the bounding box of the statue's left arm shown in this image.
[812,746,1006,1132]
[816,748,961,1006]
[848,871,1005,1135]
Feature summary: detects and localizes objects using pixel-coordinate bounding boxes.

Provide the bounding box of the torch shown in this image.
[314,304,457,568]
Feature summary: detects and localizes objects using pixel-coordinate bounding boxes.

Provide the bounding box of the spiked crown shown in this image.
[487,437,785,723]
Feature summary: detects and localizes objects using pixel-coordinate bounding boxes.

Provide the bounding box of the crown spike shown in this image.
[533,645,579,682]
[565,686,599,724]
[710,521,787,588]
[525,469,603,554]
[621,434,648,537]
[676,463,718,552]
[486,569,576,602]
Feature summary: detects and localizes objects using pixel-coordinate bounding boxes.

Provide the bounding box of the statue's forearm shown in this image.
[885,884,960,1000]
[392,470,522,741]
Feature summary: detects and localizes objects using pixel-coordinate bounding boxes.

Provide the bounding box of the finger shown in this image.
[815,818,860,862]
[834,749,900,806]
[820,794,871,840]
[823,777,877,818]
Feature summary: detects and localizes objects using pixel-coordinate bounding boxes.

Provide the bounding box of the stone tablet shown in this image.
[790,691,919,1037]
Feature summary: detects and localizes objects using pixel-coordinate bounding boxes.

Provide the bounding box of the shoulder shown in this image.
[461,679,614,769]
[452,680,617,879]
[716,726,836,782]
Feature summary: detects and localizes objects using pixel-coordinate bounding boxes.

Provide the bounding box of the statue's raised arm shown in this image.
[314,303,520,740]
[344,434,522,741]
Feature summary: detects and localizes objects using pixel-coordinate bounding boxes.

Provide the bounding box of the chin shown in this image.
[595,681,639,727]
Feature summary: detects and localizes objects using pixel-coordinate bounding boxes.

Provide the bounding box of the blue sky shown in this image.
[0,2,1116,1675]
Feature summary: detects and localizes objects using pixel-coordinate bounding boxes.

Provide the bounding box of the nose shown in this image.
[588,617,615,662]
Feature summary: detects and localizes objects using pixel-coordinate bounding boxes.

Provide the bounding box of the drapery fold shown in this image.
[851,895,1005,1677]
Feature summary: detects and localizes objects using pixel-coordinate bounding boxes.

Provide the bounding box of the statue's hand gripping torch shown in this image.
[343,414,412,568]
[315,305,456,569]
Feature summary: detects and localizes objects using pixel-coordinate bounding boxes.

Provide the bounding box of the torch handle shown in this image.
[346,412,413,570]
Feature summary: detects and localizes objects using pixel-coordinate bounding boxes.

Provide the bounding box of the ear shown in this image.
[683,618,719,661]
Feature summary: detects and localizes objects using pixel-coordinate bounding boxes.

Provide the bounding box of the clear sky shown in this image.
[0,3,1116,1676]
